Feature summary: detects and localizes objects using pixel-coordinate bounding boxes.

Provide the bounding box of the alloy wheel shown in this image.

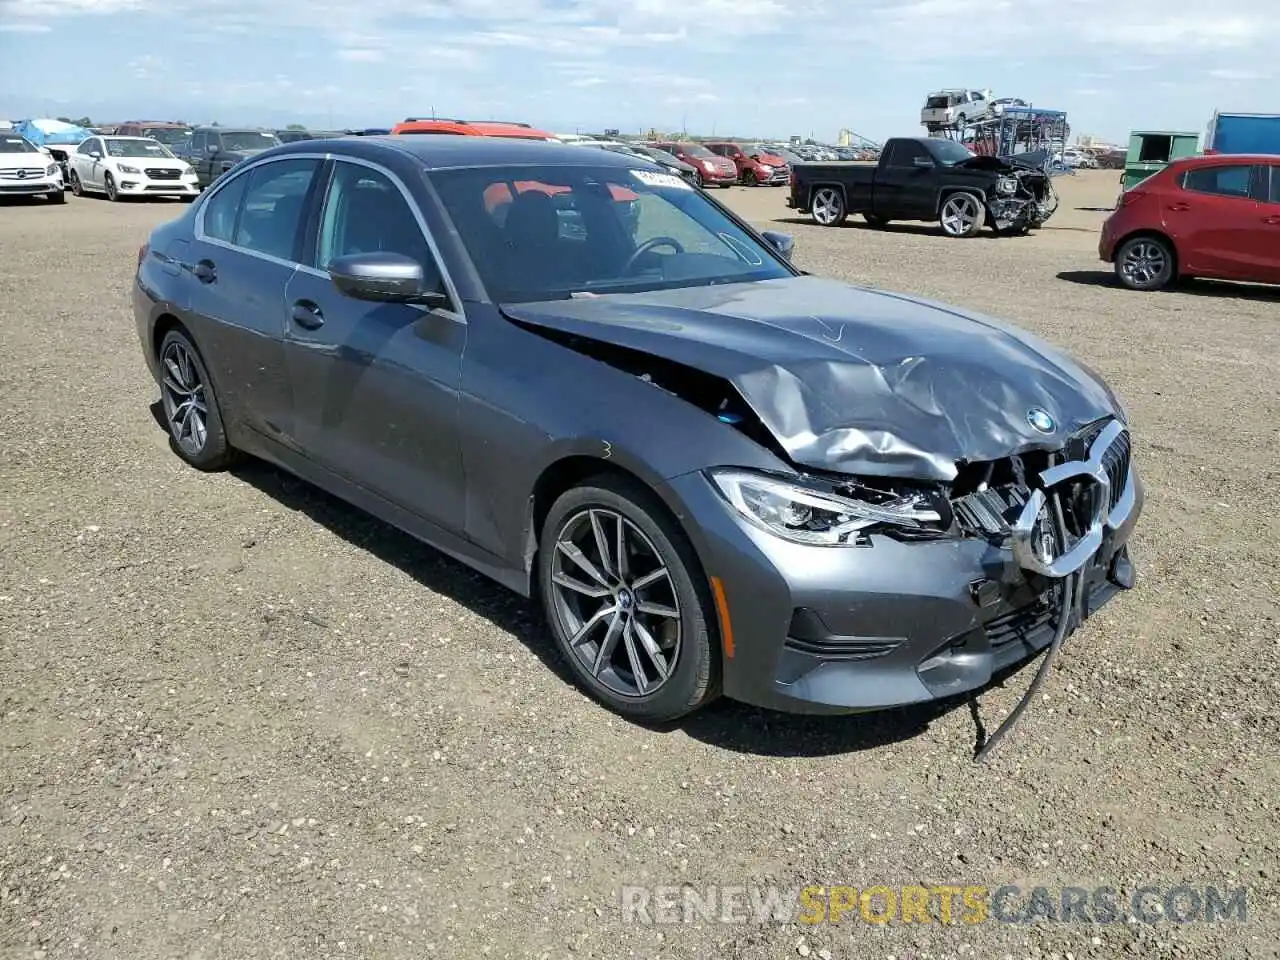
[811,187,844,226]
[105,173,118,201]
[549,507,682,698]
[1120,241,1167,287]
[940,193,982,236]
[160,340,209,455]
[70,172,82,197]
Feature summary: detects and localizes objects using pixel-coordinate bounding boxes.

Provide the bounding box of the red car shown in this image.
[650,141,738,188]
[704,141,790,186]
[1100,154,1280,290]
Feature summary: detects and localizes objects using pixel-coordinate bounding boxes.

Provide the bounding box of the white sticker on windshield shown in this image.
[630,169,691,190]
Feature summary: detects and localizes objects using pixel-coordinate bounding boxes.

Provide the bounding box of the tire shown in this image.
[1114,235,1175,291]
[810,186,846,226]
[104,172,121,202]
[69,171,83,197]
[180,194,196,203]
[48,189,66,204]
[538,476,720,723]
[939,191,985,237]
[157,328,236,471]
[742,168,757,187]
[693,170,704,188]
[863,212,889,228]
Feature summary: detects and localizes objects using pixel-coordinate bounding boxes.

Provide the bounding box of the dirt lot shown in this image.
[1,170,1277,960]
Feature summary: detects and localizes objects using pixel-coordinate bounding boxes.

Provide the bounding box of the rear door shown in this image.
[187,156,325,446]
[282,157,468,531]
[1251,162,1280,283]
[1164,162,1262,279]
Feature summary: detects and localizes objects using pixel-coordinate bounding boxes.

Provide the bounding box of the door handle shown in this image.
[1264,216,1280,225]
[290,300,324,329]
[1167,202,1190,211]
[192,259,216,283]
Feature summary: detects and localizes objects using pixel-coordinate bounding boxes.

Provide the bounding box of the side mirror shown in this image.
[912,155,934,168]
[329,252,449,307]
[760,230,795,261]
[89,150,102,160]
[207,144,220,155]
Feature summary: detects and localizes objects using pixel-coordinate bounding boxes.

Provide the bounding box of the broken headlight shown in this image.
[996,176,1018,195]
[708,469,943,546]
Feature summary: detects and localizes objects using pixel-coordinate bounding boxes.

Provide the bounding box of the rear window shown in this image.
[926,96,952,109]
[1181,164,1253,199]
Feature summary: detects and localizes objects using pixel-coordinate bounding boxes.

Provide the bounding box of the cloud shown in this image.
[336,47,384,62]
[0,18,46,28]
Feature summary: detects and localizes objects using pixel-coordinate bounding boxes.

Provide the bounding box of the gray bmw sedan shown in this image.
[133,135,1143,723]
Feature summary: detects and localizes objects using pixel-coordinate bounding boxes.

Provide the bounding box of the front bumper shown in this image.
[663,460,1144,715]
[0,171,63,195]
[114,173,200,196]
[756,167,790,185]
[700,167,738,185]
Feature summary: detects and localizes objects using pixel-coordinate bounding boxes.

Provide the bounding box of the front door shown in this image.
[1163,162,1261,280]
[283,158,467,533]
[874,139,936,219]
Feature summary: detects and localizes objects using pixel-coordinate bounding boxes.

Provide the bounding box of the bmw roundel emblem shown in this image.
[1026,407,1056,434]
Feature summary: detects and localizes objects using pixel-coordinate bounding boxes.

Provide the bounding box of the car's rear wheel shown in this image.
[539,477,719,723]
[1115,236,1175,291]
[939,191,984,237]
[158,329,235,470]
[104,172,121,202]
[810,186,846,226]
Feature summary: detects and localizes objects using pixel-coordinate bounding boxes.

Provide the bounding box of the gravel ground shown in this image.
[1,171,1277,960]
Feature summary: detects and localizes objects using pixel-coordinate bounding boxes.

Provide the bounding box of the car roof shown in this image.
[1175,152,1278,164]
[267,134,651,171]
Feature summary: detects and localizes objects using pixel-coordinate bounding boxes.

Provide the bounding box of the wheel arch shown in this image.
[1111,228,1179,273]
[808,181,848,208]
[936,184,988,217]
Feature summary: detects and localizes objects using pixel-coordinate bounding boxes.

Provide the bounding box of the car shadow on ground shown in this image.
[150,402,987,758]
[769,216,1028,240]
[1058,270,1280,302]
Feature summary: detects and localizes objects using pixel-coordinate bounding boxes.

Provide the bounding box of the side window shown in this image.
[316,162,443,291]
[1181,164,1253,199]
[885,141,928,167]
[191,131,206,153]
[231,158,319,261]
[201,171,250,243]
[1267,166,1280,204]
[77,138,96,155]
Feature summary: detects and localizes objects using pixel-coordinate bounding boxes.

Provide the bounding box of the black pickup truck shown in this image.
[788,136,1058,237]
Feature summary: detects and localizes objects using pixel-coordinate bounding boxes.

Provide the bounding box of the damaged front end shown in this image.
[960,153,1060,231]
[987,166,1058,231]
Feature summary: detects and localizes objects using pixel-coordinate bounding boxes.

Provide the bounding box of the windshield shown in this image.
[220,130,280,152]
[430,163,792,303]
[925,139,976,166]
[105,138,175,159]
[143,127,191,145]
[677,143,715,158]
[633,145,674,163]
[0,135,38,154]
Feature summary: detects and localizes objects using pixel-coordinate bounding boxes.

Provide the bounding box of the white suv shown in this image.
[921,89,992,131]
[0,132,65,203]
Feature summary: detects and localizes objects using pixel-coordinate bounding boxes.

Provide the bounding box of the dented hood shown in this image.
[502,276,1122,482]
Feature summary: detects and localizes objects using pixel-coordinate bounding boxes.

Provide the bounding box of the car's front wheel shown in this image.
[158,328,235,470]
[939,191,985,237]
[1115,236,1175,291]
[539,477,719,723]
[104,172,121,202]
[69,170,84,197]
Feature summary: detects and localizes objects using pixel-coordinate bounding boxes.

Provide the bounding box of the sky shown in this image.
[0,0,1277,144]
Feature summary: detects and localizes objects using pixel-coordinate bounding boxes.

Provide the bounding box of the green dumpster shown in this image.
[1121,130,1199,190]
